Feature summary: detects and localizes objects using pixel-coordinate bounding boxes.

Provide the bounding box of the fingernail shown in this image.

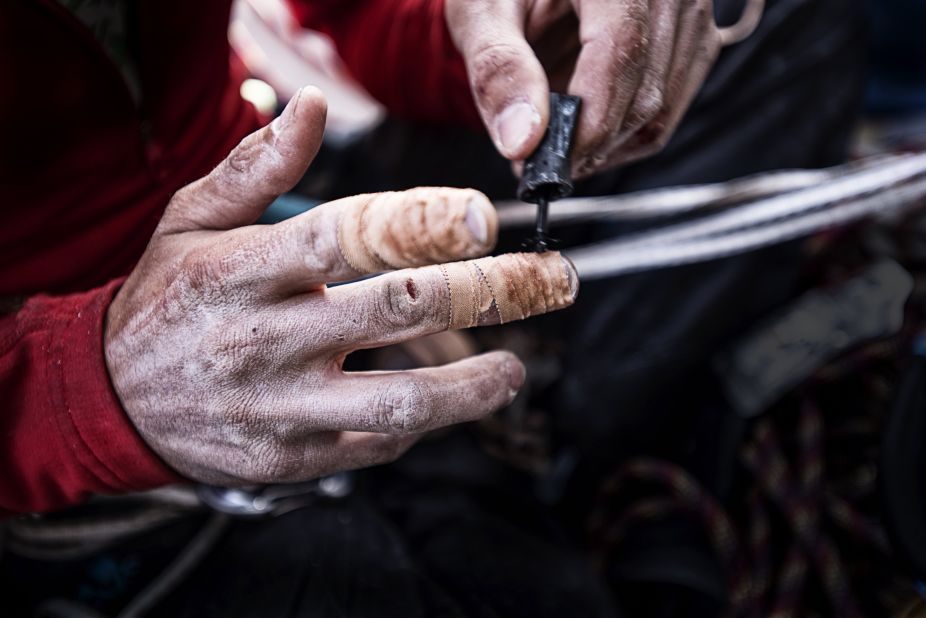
[560,256,580,301]
[494,102,540,157]
[465,199,489,245]
[271,87,303,134]
[505,356,526,396]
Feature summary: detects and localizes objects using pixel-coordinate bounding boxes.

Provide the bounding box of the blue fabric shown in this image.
[258,194,321,224]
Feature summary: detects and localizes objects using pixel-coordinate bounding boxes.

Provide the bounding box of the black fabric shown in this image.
[880,355,926,583]
[2,433,618,618]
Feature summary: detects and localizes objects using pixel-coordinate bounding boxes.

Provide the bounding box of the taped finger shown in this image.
[249,187,499,294]
[323,251,579,351]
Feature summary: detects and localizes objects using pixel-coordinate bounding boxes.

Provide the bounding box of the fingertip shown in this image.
[462,190,498,250]
[492,100,543,159]
[477,350,525,401]
[272,86,328,138]
[560,255,580,302]
[294,85,328,119]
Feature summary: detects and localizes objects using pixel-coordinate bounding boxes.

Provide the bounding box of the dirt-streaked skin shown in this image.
[445,0,724,176]
[105,88,578,486]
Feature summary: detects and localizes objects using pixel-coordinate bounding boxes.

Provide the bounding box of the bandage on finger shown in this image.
[323,251,578,352]
[259,187,499,292]
[335,187,498,274]
[438,251,578,329]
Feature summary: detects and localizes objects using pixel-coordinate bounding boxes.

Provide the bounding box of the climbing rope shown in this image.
[589,345,909,617]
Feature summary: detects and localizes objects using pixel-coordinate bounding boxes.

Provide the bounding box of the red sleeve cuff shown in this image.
[50,278,184,493]
[1,279,183,515]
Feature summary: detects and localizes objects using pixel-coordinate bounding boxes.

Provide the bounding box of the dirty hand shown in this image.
[445,0,722,177]
[104,88,578,486]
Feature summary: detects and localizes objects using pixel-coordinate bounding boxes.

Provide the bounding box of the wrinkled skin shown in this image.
[445,0,723,176]
[105,88,578,485]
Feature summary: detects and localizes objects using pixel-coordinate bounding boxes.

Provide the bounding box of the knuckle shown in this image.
[296,220,340,276]
[370,275,429,331]
[177,241,266,305]
[617,39,648,75]
[602,6,649,64]
[635,87,664,124]
[372,377,434,434]
[201,320,278,381]
[179,248,230,295]
[468,42,527,101]
[224,132,266,177]
[222,130,290,195]
[694,0,713,22]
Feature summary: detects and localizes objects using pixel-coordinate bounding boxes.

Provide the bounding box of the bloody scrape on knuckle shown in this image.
[368,274,430,332]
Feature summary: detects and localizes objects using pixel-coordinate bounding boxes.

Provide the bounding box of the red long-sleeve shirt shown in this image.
[0,0,473,515]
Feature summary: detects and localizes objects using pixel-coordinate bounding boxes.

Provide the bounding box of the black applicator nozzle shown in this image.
[516,93,581,252]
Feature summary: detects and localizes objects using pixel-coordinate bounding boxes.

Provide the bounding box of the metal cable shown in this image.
[497,169,830,226]
[568,172,926,280]
[496,155,900,228]
[577,153,926,252]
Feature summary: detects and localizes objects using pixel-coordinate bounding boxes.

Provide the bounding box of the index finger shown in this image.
[568,0,650,175]
[242,187,499,295]
[446,0,551,160]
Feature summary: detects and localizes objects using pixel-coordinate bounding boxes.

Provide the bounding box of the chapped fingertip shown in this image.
[272,86,327,137]
[294,85,327,116]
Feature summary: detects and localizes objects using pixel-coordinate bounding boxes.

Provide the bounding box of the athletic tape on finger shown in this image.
[437,252,576,329]
[336,188,497,274]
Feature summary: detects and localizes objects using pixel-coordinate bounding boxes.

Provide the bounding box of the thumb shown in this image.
[161,86,327,234]
[447,0,549,161]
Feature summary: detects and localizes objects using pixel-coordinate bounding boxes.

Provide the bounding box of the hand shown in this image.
[445,0,723,177]
[105,88,578,485]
